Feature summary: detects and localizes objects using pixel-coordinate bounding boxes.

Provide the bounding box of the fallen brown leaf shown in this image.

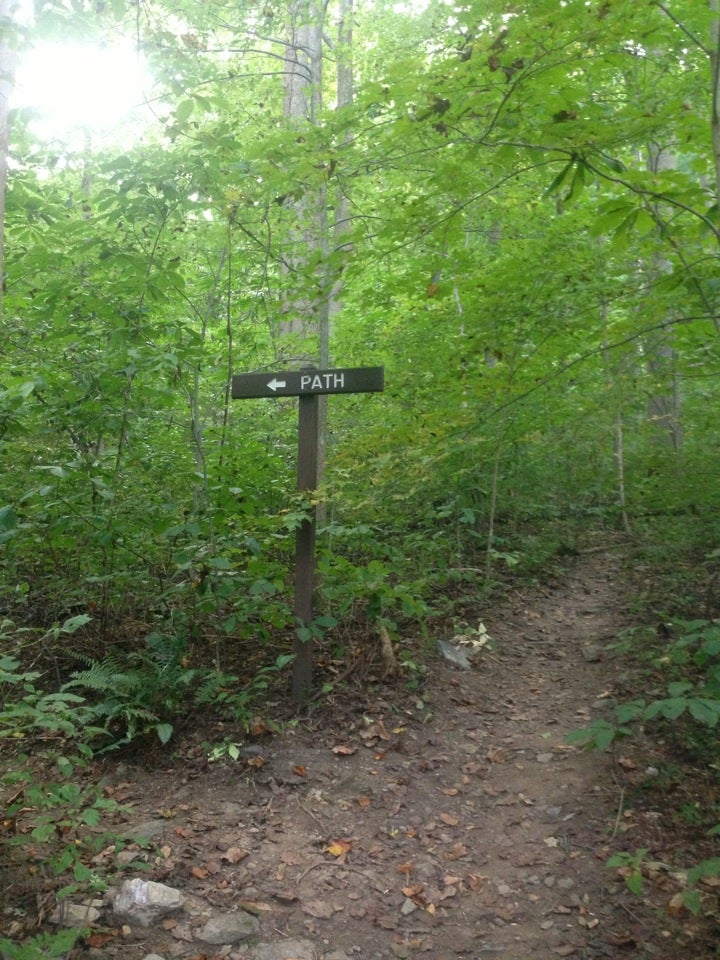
[325,839,352,858]
[191,866,209,879]
[332,744,357,756]
[84,933,116,948]
[444,842,468,860]
[221,846,249,863]
[401,884,424,898]
[667,892,688,916]
[466,874,486,890]
[440,812,459,826]
[237,900,271,914]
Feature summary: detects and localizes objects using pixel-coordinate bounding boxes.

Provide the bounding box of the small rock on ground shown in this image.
[195,910,260,945]
[250,942,317,960]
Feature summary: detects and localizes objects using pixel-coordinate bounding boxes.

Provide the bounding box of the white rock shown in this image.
[50,900,102,927]
[112,878,185,926]
[437,640,471,669]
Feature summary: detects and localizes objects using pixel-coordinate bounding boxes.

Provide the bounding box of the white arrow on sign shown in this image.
[267,378,287,392]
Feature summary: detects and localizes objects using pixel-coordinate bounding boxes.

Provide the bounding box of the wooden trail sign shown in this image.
[232,366,384,399]
[232,366,384,703]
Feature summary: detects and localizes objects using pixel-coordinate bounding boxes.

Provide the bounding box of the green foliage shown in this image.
[566,717,632,751]
[0,928,84,960]
[569,619,720,752]
[64,634,294,749]
[319,553,429,629]
[573,616,720,914]
[0,617,101,742]
[2,0,720,730]
[607,848,649,895]
[0,645,131,958]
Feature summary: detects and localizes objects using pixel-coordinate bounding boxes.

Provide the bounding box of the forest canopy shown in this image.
[0,0,718,700]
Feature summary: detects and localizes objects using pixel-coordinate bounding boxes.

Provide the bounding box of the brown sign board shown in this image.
[232,366,384,399]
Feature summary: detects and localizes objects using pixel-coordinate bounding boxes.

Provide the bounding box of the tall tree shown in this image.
[0,0,17,313]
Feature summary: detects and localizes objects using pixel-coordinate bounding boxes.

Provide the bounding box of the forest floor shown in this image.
[3,542,719,959]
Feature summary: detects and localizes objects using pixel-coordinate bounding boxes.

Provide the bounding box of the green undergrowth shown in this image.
[568,528,720,922]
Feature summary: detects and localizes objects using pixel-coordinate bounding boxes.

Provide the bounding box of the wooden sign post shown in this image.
[232,366,384,702]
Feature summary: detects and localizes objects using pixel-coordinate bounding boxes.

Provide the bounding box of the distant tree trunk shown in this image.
[0,0,17,315]
[601,296,632,532]
[328,0,354,328]
[280,0,327,349]
[710,1,720,207]
[318,0,354,511]
[644,139,683,450]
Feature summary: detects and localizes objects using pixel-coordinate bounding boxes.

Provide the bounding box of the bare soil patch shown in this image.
[2,546,718,959]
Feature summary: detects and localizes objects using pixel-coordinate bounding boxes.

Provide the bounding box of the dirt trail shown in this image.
[69,549,696,958]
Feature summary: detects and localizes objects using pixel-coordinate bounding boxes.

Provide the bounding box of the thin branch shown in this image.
[653,1,711,56]
[473,314,719,430]
[581,158,720,245]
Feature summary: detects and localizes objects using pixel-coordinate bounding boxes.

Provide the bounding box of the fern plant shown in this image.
[63,632,293,749]
[63,633,197,747]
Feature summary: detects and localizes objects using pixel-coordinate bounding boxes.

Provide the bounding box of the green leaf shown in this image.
[687,698,720,726]
[687,857,720,884]
[625,871,644,895]
[644,697,688,721]
[61,614,92,633]
[155,723,174,744]
[82,807,101,827]
[73,862,94,882]
[175,100,195,124]
[543,159,575,198]
[680,889,702,915]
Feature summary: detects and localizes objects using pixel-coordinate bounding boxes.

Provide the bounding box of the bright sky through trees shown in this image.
[12,40,152,144]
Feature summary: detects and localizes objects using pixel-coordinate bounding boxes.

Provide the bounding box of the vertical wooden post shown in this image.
[231,365,383,702]
[292,391,319,703]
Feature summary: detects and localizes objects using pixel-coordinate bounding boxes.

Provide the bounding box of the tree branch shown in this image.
[653,1,711,56]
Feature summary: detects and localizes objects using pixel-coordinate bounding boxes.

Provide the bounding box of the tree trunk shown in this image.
[644,138,683,449]
[280,0,327,348]
[0,0,17,315]
[710,1,720,207]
